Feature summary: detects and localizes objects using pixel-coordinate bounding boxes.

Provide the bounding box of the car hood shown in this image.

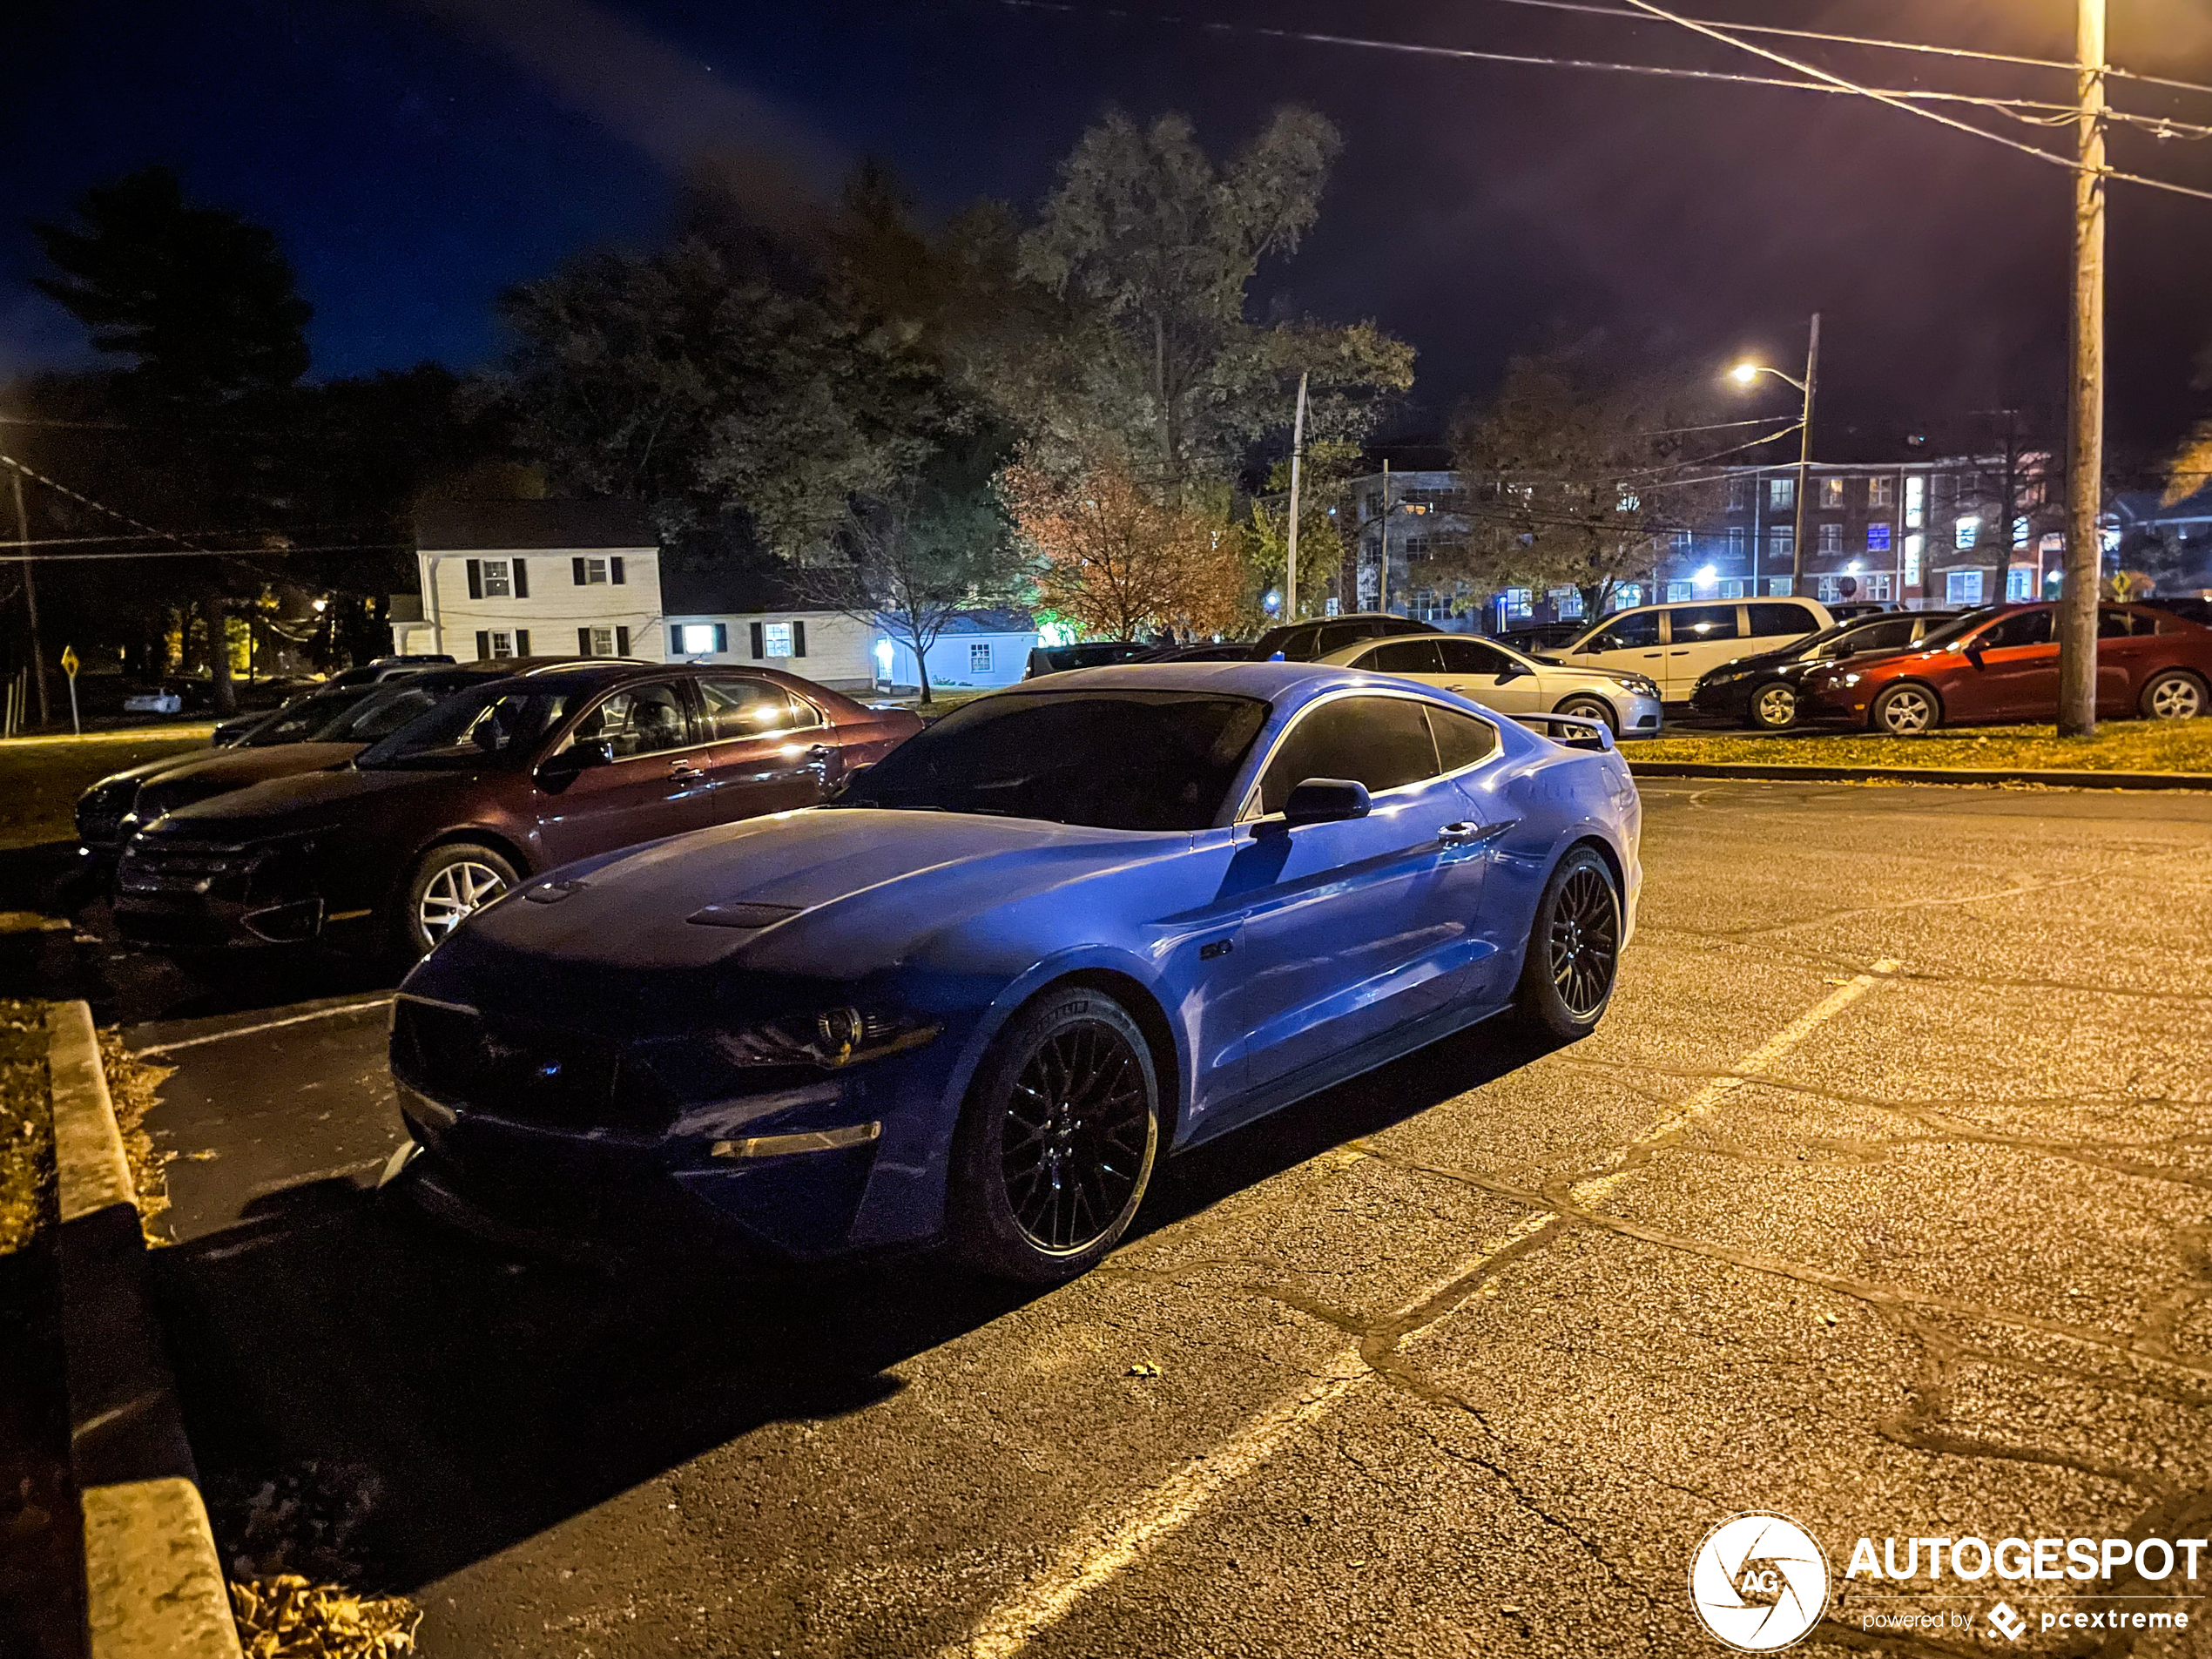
[140,759,477,840]
[94,749,226,792]
[132,744,366,821]
[417,807,1189,996]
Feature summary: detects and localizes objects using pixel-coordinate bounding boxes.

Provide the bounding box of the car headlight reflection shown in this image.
[718,1006,941,1070]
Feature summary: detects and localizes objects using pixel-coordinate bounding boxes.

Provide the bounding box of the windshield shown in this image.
[1912,607,2000,651]
[239,687,374,745]
[837,690,1271,831]
[356,684,580,770]
[316,678,479,744]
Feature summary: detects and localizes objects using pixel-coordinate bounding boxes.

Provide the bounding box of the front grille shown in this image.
[117,841,257,899]
[392,999,675,1136]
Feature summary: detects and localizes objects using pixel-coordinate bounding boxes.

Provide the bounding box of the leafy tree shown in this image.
[1244,437,1363,621]
[1448,353,1729,616]
[1005,452,1245,640]
[1018,108,1413,502]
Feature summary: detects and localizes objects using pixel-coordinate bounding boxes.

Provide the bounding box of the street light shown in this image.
[1728,312,1821,597]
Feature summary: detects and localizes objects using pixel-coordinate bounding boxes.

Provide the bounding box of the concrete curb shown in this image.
[1626,759,2212,791]
[48,1000,243,1659]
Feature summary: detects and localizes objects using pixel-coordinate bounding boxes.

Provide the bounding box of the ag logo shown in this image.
[1689,1513,1831,1651]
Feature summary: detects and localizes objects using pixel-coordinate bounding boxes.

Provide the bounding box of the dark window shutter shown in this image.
[610,556,625,585]
[792,620,806,658]
[615,625,630,658]
[573,556,587,585]
[513,559,529,598]
[516,629,529,655]
[578,627,593,657]
[475,630,490,660]
[713,623,728,653]
[749,622,764,659]
[466,559,482,599]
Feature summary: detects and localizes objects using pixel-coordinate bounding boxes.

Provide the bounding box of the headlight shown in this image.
[1840,672,1862,687]
[718,1005,941,1070]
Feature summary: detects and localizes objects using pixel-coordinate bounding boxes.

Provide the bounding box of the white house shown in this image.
[396,502,1035,694]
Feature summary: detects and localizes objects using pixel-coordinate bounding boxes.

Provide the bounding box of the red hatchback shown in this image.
[1799,603,2212,734]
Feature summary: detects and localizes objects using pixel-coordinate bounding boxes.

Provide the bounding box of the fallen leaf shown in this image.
[1127,1362,1161,1378]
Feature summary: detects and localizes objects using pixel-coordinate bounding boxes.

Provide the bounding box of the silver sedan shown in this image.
[1318,631,1664,738]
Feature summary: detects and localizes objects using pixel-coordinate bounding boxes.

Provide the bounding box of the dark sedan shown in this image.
[1251,612,1440,663]
[1689,610,1961,730]
[113,663,922,958]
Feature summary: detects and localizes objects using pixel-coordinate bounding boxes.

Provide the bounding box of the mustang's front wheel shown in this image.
[949,987,1161,1283]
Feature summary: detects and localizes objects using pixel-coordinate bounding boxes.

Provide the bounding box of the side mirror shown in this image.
[1494,661,1530,682]
[1964,644,1986,669]
[1278,778,1372,829]
[538,738,614,781]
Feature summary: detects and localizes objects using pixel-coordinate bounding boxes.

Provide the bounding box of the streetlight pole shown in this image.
[2058,0,2106,738]
[1285,370,1309,625]
[1791,312,1820,595]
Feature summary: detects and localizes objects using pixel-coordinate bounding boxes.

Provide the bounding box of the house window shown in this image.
[2006,566,2036,600]
[1502,587,1533,618]
[587,627,613,657]
[2022,476,2046,508]
[582,558,607,584]
[1904,533,1924,586]
[1769,476,1795,510]
[677,624,718,656]
[1864,575,1893,601]
[1765,578,1794,597]
[1817,523,1843,556]
[489,631,514,658]
[1904,475,1925,529]
[1819,476,1846,509]
[1956,516,1979,550]
[1869,476,1894,509]
[969,642,994,674]
[1867,523,1892,552]
[1718,578,1746,599]
[2013,516,2031,548]
[1552,588,1584,619]
[1946,569,1984,605]
[1959,471,1982,499]
[1665,582,1691,603]
[481,559,512,598]
[1729,527,1746,561]
[1671,529,1693,556]
[1611,584,1642,610]
[1769,527,1794,564]
[1729,476,1752,511]
[763,622,794,658]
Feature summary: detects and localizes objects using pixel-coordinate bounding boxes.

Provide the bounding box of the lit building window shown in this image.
[763,622,795,658]
[1904,475,1925,529]
[1955,516,1979,550]
[1819,477,1846,509]
[1770,476,1795,510]
[1869,477,1894,508]
[1946,569,1984,605]
[1817,523,1843,556]
[1903,533,1924,586]
[1867,523,1892,552]
[677,624,717,655]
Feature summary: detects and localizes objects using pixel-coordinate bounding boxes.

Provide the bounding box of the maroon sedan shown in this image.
[113,663,922,958]
[1799,603,2212,734]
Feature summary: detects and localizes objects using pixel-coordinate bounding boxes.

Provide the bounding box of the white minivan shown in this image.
[1554,597,1836,701]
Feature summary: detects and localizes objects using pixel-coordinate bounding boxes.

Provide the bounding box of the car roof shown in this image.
[993,658,1414,703]
[1312,634,1532,667]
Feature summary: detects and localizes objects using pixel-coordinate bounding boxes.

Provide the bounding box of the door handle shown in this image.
[806,743,834,761]
[1439,819,1516,846]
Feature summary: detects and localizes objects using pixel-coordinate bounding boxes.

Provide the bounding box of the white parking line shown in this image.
[941,960,1901,1659]
[131,996,395,1055]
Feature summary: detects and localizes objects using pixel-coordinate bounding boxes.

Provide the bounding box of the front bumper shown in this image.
[111,836,330,948]
[1612,691,1665,738]
[1688,678,1750,719]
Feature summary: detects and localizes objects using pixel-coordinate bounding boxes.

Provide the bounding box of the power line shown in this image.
[0,541,411,563]
[0,449,219,563]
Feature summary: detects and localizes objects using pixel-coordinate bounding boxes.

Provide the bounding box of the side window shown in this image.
[1748,603,1816,637]
[1584,611,1661,651]
[1317,622,1367,656]
[698,677,815,740]
[1438,638,1515,675]
[567,682,692,759]
[1979,610,2054,650]
[1842,620,1913,656]
[2096,606,2138,639]
[1368,638,1445,674]
[1670,605,1742,643]
[1258,697,1441,813]
[1426,705,1499,772]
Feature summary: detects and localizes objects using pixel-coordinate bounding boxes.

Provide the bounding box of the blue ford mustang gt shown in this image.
[385,661,1642,1282]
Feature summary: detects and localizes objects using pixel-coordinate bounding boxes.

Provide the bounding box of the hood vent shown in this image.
[685,901,803,931]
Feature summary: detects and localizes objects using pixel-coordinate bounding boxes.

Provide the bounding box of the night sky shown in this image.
[7,0,2212,453]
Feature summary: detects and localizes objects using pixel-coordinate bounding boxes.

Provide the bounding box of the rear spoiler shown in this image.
[1514,713,1616,753]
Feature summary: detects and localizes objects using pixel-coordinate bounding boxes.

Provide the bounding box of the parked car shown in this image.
[1132,642,1258,664]
[114,663,923,959]
[1494,622,1585,656]
[1553,597,1836,702]
[1798,603,2212,734]
[212,676,425,745]
[1251,612,1441,663]
[79,663,582,873]
[2142,597,2212,629]
[121,685,186,715]
[1824,602,1894,622]
[381,659,1640,1279]
[324,654,458,691]
[1689,610,1962,730]
[1317,632,1662,738]
[1025,642,1157,678]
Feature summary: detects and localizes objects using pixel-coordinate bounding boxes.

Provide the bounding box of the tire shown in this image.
[395,842,518,959]
[1870,683,1941,736]
[2140,669,2207,722]
[948,986,1161,1284]
[1748,680,1798,731]
[1513,845,1622,1042]
[1554,695,1619,737]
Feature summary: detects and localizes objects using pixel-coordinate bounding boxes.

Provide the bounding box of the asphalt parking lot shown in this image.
[88,779,2212,1656]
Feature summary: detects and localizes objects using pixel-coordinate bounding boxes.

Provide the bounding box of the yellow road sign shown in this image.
[59,644,79,679]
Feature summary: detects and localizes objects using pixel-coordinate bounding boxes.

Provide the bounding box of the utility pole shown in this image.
[1379,459,1392,615]
[1285,371,1309,625]
[2058,0,2107,738]
[1791,311,1821,594]
[10,470,49,727]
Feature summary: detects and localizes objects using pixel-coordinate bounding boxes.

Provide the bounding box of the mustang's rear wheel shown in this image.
[948,987,1160,1283]
[1513,846,1622,1042]
[1750,681,1798,731]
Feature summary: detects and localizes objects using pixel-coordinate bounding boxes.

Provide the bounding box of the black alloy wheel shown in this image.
[949,988,1160,1282]
[1514,846,1622,1041]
